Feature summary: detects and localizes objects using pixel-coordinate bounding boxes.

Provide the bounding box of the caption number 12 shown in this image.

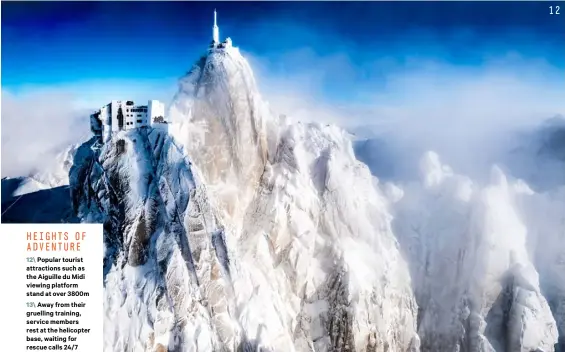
[550,6,560,14]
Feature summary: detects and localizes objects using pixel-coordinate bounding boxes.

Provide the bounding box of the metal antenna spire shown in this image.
[212,9,219,43]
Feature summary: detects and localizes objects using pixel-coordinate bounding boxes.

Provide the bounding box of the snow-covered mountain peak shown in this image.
[168,43,269,227]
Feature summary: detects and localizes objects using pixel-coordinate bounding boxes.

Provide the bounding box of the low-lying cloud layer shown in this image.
[1,89,89,178]
[248,48,565,183]
[1,79,177,178]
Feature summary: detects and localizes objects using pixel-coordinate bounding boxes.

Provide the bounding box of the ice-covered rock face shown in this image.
[233,122,420,351]
[169,46,269,227]
[392,151,559,352]
[70,129,237,352]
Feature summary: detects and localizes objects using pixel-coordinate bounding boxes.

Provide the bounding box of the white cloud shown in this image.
[247,49,565,181]
[1,78,178,178]
[1,89,87,178]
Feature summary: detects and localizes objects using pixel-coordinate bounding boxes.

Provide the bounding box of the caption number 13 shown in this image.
[550,6,560,14]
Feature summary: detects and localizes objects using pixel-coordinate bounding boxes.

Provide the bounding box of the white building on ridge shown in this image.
[90,99,167,142]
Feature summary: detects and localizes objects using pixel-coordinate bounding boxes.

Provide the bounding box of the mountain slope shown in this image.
[235,121,420,351]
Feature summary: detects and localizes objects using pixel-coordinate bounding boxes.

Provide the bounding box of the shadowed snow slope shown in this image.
[68,42,563,352]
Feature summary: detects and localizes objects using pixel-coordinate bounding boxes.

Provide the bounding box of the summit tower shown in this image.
[209,9,232,50]
[213,9,219,44]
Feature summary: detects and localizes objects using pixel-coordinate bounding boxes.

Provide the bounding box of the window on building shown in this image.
[117,107,124,129]
[137,119,142,123]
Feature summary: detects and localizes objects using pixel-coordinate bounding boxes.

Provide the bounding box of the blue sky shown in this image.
[2,1,564,99]
[2,1,565,177]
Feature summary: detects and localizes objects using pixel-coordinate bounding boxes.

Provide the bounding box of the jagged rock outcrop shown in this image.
[166,44,420,351]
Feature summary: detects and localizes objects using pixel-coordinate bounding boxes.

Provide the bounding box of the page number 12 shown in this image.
[549,5,560,14]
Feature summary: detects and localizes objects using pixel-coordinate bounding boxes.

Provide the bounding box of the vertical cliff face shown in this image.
[168,46,269,227]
